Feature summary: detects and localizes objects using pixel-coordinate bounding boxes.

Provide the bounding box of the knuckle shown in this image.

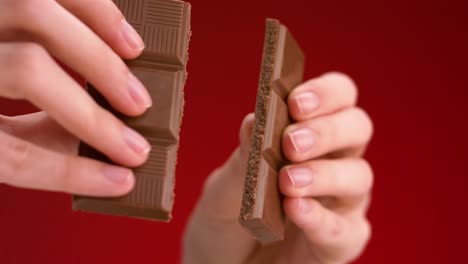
[0,115,13,135]
[97,55,125,84]
[56,155,75,193]
[10,43,49,91]
[361,218,372,245]
[75,103,102,136]
[9,139,31,171]
[325,71,357,88]
[353,107,374,141]
[334,218,372,264]
[360,195,372,214]
[324,71,358,100]
[15,43,48,70]
[239,113,255,142]
[4,137,32,176]
[358,159,374,194]
[316,115,337,149]
[333,165,351,193]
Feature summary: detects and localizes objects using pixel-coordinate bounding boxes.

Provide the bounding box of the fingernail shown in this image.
[121,19,144,51]
[102,166,132,184]
[298,199,313,214]
[296,92,320,115]
[128,73,152,108]
[286,167,313,188]
[289,128,315,153]
[123,126,151,155]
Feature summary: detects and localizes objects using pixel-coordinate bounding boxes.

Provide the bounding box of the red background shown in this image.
[1,0,467,263]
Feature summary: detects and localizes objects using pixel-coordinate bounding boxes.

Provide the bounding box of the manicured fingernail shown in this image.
[123,126,151,155]
[121,19,144,51]
[128,73,152,108]
[298,199,313,214]
[296,92,320,115]
[289,128,315,153]
[286,167,313,188]
[102,166,132,184]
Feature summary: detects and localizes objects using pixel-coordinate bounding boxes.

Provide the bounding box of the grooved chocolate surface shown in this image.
[73,0,191,221]
[239,19,305,244]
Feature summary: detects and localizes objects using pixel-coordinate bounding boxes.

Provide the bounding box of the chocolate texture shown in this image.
[239,19,305,244]
[73,0,191,221]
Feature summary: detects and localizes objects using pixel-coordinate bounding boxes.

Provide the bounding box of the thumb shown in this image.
[184,113,257,264]
[239,113,255,164]
[197,113,255,219]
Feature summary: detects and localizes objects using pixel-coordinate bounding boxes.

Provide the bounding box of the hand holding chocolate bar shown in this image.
[0,0,151,195]
[0,0,374,263]
[184,71,374,264]
[183,20,374,264]
[184,20,374,263]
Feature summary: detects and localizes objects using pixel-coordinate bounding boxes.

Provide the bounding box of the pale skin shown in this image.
[0,1,374,264]
[184,73,374,264]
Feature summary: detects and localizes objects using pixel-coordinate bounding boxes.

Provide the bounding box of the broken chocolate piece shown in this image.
[239,19,305,244]
[73,0,191,221]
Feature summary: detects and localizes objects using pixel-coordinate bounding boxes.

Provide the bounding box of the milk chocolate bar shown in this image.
[239,19,305,244]
[73,0,191,221]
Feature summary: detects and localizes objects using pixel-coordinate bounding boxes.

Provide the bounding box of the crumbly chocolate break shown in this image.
[239,19,305,244]
[73,0,191,222]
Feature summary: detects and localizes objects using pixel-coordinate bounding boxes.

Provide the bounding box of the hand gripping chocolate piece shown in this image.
[239,19,305,244]
[73,0,191,221]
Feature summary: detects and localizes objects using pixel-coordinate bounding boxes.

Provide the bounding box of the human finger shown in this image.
[0,130,134,196]
[284,198,371,262]
[0,0,151,116]
[279,158,373,207]
[239,113,255,158]
[199,113,255,219]
[288,72,358,121]
[57,0,144,59]
[0,112,77,155]
[0,43,150,167]
[283,107,373,163]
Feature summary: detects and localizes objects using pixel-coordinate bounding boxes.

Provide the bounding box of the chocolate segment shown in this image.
[239,19,305,244]
[73,0,191,221]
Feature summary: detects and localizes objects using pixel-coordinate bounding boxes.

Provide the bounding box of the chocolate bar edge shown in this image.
[73,199,171,222]
[239,19,305,244]
[239,19,281,230]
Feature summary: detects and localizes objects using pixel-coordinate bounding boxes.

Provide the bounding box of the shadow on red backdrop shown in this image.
[1,0,467,263]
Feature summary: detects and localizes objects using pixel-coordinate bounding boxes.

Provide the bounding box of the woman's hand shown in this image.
[184,73,374,264]
[0,0,151,196]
